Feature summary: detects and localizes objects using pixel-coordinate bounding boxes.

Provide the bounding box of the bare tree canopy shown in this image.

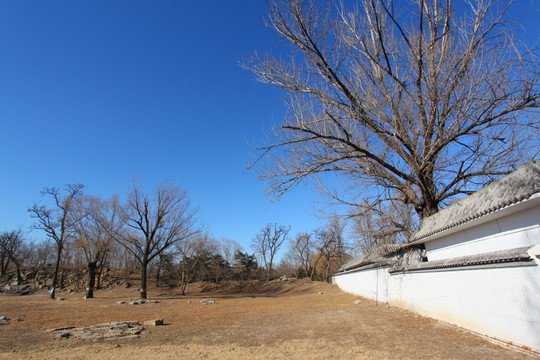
[72,195,120,298]
[351,200,417,254]
[288,231,315,277]
[0,228,27,284]
[251,223,291,280]
[244,0,539,219]
[117,181,199,299]
[27,184,85,299]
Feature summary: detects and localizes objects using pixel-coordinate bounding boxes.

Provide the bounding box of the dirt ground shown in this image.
[0,279,533,359]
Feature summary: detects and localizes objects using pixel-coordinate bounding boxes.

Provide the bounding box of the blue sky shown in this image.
[0,1,538,255]
[0,0,326,252]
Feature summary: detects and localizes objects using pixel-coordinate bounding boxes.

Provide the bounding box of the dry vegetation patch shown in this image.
[0,279,530,359]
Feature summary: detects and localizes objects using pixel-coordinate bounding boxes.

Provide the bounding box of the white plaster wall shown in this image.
[333,200,540,351]
[334,264,540,352]
[333,267,381,301]
[387,265,540,352]
[425,206,540,261]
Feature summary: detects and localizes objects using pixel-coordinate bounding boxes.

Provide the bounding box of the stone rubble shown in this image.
[47,321,150,341]
[1,284,34,296]
[143,319,164,326]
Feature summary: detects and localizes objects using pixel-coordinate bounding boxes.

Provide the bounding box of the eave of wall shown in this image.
[409,193,540,246]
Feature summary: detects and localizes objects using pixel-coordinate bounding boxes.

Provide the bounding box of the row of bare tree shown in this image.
[3,198,389,300]
[23,182,198,299]
[2,182,417,301]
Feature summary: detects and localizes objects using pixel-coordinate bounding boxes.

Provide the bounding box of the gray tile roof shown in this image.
[338,243,428,273]
[409,160,540,243]
[389,246,533,273]
[338,248,393,272]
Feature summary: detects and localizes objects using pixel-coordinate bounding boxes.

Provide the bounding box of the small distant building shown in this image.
[333,160,540,354]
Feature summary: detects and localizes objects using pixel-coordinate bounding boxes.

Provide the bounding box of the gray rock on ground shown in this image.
[143,319,163,326]
[48,321,144,341]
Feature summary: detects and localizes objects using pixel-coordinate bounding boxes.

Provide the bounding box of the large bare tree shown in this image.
[72,195,121,298]
[288,231,315,278]
[117,182,199,299]
[28,184,85,299]
[244,0,539,221]
[251,223,291,280]
[351,200,418,254]
[0,228,27,284]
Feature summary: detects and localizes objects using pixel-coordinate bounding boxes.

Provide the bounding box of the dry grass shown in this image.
[0,279,530,359]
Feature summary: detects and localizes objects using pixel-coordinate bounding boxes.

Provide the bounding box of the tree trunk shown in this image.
[96,252,108,290]
[155,255,163,288]
[0,253,6,277]
[50,244,63,300]
[267,257,273,281]
[140,259,148,299]
[96,264,104,290]
[85,261,97,299]
[180,269,188,296]
[14,260,22,285]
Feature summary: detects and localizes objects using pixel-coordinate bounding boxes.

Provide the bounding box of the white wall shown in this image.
[333,197,540,352]
[333,267,389,303]
[388,265,540,351]
[333,264,540,352]
[425,206,540,261]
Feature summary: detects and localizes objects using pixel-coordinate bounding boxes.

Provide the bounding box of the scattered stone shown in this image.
[0,316,9,326]
[147,299,158,304]
[353,299,362,305]
[18,289,30,296]
[68,289,74,293]
[280,275,288,282]
[57,297,65,301]
[48,321,145,341]
[105,335,140,341]
[200,299,215,305]
[116,301,126,305]
[143,319,163,326]
[124,283,131,288]
[129,300,144,305]
[319,292,324,295]
[47,326,76,332]
[187,300,191,304]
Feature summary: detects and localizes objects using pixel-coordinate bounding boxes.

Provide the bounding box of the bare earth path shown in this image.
[0,279,532,359]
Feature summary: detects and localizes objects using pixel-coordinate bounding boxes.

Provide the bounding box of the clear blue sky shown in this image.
[0,0,327,252]
[0,1,538,254]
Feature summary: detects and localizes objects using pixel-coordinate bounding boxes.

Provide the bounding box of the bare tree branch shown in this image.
[243,0,539,222]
